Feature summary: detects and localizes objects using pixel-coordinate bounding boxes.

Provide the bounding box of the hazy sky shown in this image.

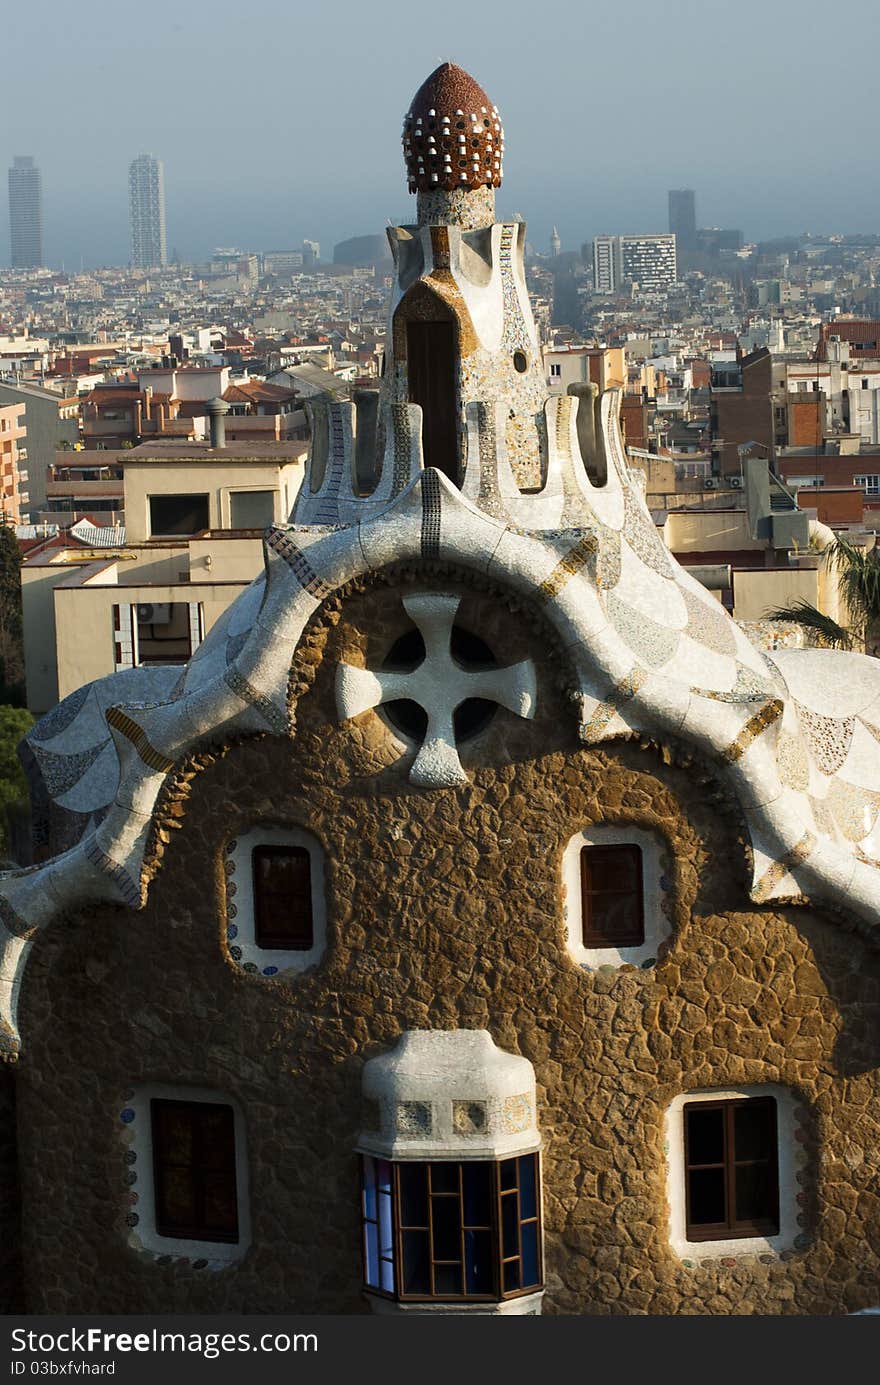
[4,0,879,269]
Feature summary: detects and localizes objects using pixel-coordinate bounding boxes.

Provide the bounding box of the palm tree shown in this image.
[768,537,880,654]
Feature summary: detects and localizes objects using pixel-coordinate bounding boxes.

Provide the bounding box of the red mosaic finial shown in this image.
[402,62,504,194]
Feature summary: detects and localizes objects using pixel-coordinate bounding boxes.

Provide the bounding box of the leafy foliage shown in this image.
[768,538,880,654]
[0,526,24,704]
[0,704,33,860]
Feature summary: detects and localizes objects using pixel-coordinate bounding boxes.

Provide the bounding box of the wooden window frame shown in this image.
[579,843,645,948]
[360,1154,543,1304]
[683,1097,779,1242]
[251,844,314,951]
[150,1098,239,1244]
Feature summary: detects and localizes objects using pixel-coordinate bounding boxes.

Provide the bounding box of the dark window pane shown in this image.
[735,1163,778,1228]
[431,1196,461,1261]
[686,1106,725,1166]
[149,493,209,536]
[430,1162,459,1194]
[503,1259,521,1293]
[401,1230,431,1294]
[464,1229,493,1295]
[151,1099,238,1243]
[157,1168,195,1228]
[364,1223,380,1288]
[499,1158,517,1192]
[434,1263,462,1296]
[362,1158,377,1221]
[521,1222,540,1288]
[580,845,644,947]
[376,1159,392,1194]
[201,1171,239,1236]
[252,846,313,950]
[688,1168,726,1226]
[734,1100,776,1162]
[462,1162,492,1227]
[518,1155,538,1219]
[501,1192,519,1258]
[399,1163,428,1226]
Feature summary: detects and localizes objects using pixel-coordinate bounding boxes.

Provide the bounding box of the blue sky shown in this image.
[4,0,879,267]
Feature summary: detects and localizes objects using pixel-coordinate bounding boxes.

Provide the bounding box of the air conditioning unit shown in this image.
[136,602,172,625]
[730,476,744,489]
[704,478,718,489]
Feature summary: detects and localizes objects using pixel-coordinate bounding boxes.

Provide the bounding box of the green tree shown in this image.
[769,538,880,654]
[0,704,33,863]
[0,526,25,704]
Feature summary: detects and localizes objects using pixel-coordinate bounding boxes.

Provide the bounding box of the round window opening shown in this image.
[381,624,499,743]
[513,350,528,373]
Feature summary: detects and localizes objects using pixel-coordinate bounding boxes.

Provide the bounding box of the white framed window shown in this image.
[224,824,326,976]
[562,824,671,970]
[665,1086,801,1263]
[118,1084,251,1268]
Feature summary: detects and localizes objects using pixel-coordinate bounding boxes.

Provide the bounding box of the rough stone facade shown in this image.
[11,575,880,1314]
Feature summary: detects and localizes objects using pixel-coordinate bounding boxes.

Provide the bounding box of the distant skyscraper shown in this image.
[668,189,696,248]
[592,234,617,292]
[550,226,561,257]
[129,155,167,269]
[8,157,43,269]
[302,239,320,268]
[592,233,678,293]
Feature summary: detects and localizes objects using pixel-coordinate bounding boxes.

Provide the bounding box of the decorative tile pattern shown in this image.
[396,1101,433,1137]
[753,832,816,902]
[607,593,679,669]
[795,704,856,777]
[0,895,36,941]
[693,663,774,705]
[222,668,288,735]
[265,529,333,600]
[84,839,141,907]
[29,740,111,797]
[106,707,174,774]
[622,486,674,579]
[500,1093,532,1134]
[777,731,810,792]
[826,779,880,843]
[537,534,598,602]
[28,684,90,743]
[452,1100,488,1135]
[680,586,736,657]
[723,700,784,763]
[580,667,648,743]
[391,403,415,497]
[420,469,442,558]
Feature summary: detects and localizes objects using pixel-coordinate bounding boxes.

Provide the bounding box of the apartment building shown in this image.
[0,402,27,523]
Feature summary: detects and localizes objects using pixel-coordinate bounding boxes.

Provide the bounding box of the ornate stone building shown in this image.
[0,64,879,1315]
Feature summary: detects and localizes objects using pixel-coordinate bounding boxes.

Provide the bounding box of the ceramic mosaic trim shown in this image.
[84,839,141,906]
[607,593,680,669]
[265,529,334,600]
[28,740,110,797]
[795,704,856,777]
[537,534,598,601]
[452,1100,488,1135]
[580,668,648,743]
[391,403,415,497]
[106,707,174,774]
[680,587,736,657]
[753,832,817,902]
[396,1102,434,1138]
[500,1093,532,1134]
[692,663,774,706]
[0,895,36,941]
[222,668,288,736]
[224,829,327,976]
[777,731,810,792]
[826,780,880,843]
[622,486,674,579]
[28,684,90,743]
[723,700,784,763]
[420,469,442,558]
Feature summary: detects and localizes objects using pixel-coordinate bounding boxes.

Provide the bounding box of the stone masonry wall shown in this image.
[11,574,880,1314]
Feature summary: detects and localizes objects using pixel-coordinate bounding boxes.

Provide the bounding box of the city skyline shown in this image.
[1,0,879,269]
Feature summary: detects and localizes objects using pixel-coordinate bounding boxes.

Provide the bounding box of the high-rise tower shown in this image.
[668,188,696,249]
[8,156,43,269]
[128,154,167,269]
